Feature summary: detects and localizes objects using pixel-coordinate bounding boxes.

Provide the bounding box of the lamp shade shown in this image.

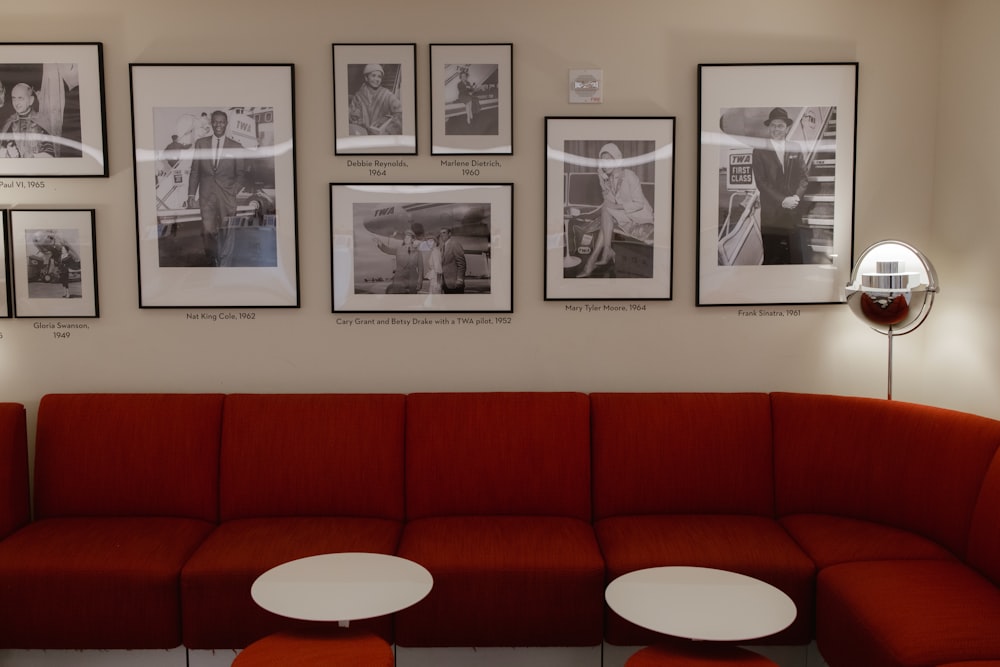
[845,240,938,337]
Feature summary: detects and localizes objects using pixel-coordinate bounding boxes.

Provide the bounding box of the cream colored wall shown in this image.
[4,0,992,438]
[926,0,1000,419]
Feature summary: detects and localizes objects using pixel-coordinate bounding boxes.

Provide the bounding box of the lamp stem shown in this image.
[887,328,894,401]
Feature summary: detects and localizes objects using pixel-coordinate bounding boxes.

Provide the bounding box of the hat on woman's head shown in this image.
[598,142,623,161]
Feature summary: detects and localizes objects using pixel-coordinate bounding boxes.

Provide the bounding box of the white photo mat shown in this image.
[332,43,417,155]
[0,42,107,177]
[697,63,858,306]
[10,208,98,318]
[130,63,299,307]
[331,183,513,313]
[429,43,513,155]
[544,116,675,300]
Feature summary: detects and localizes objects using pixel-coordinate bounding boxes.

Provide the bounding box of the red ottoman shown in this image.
[233,630,394,666]
[626,643,779,666]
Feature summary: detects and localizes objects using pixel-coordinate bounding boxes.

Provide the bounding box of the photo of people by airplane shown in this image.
[0,63,81,159]
[351,201,492,296]
[561,139,656,279]
[24,228,82,299]
[443,63,499,136]
[716,105,838,267]
[151,105,278,269]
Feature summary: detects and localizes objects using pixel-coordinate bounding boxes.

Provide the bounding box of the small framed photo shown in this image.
[0,42,108,177]
[430,43,512,155]
[697,62,858,306]
[331,183,513,313]
[0,211,10,318]
[130,63,300,308]
[9,209,98,318]
[544,116,675,300]
[332,43,416,155]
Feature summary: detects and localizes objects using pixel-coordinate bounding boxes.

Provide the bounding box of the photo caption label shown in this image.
[336,315,512,327]
[33,321,90,339]
[1,180,46,189]
[185,311,257,322]
[564,304,648,313]
[440,158,503,177]
[737,308,803,318]
[347,159,410,177]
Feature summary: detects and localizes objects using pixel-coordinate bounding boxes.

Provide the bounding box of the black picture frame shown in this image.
[544,116,675,300]
[331,182,513,313]
[0,42,108,177]
[0,210,10,318]
[9,208,98,318]
[333,43,417,156]
[697,62,858,306]
[129,63,300,308]
[429,43,513,155]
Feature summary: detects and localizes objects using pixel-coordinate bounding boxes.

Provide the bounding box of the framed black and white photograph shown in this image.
[9,209,98,318]
[544,116,675,300]
[0,42,108,177]
[333,43,416,155]
[429,43,512,155]
[0,211,10,318]
[331,183,513,313]
[697,62,858,306]
[129,63,299,308]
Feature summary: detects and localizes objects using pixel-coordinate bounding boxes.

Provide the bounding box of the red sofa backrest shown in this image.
[0,403,28,538]
[33,394,224,522]
[968,448,1000,586]
[405,392,591,521]
[591,393,775,520]
[219,394,405,521]
[772,392,1000,557]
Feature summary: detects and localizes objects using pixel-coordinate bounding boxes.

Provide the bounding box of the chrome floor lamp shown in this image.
[845,240,939,400]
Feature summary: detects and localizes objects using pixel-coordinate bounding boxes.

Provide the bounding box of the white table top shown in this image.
[251,552,433,624]
[605,566,797,641]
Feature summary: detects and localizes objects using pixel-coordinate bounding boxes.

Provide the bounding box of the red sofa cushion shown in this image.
[405,392,592,520]
[596,514,815,646]
[219,394,405,521]
[625,642,780,666]
[591,393,775,519]
[0,516,213,648]
[817,560,1000,667]
[33,394,224,522]
[394,515,605,647]
[780,514,956,569]
[0,403,27,539]
[233,629,394,667]
[181,517,400,648]
[968,449,1000,587]
[772,393,1000,557]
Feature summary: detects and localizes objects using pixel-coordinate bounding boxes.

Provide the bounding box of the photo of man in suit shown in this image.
[438,227,466,294]
[751,107,810,265]
[185,110,250,266]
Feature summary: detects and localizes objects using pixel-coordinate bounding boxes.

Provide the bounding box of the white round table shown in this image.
[251,552,433,626]
[605,566,796,642]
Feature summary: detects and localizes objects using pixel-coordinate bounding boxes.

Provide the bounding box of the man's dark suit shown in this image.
[440,237,467,294]
[752,141,809,264]
[187,134,248,263]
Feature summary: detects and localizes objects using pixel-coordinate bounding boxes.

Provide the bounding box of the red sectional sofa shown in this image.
[0,392,998,667]
[0,403,28,542]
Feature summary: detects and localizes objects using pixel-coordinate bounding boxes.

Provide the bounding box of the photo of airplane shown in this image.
[352,201,493,295]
